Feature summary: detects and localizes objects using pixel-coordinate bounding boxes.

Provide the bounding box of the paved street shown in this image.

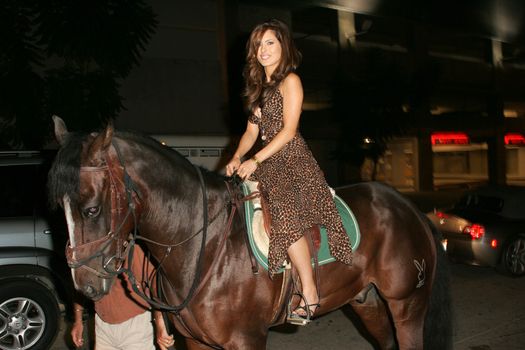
[52,263,525,349]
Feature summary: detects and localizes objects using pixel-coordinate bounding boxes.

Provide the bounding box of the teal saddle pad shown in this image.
[240,183,360,273]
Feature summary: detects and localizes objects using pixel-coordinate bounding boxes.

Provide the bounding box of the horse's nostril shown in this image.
[84,285,95,296]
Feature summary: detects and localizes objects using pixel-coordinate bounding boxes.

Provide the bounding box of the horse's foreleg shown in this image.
[184,335,268,350]
[185,338,215,349]
[349,283,397,350]
[222,334,267,350]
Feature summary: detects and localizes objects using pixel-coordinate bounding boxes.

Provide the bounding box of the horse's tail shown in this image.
[423,215,453,350]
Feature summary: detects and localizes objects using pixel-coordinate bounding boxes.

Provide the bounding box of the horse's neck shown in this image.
[133,144,203,236]
[138,167,230,292]
[117,138,233,293]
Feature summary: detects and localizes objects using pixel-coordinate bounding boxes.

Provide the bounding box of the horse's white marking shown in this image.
[71,268,79,290]
[63,194,76,247]
[63,194,80,289]
[413,259,426,288]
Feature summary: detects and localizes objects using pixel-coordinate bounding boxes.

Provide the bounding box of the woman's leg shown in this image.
[287,235,319,314]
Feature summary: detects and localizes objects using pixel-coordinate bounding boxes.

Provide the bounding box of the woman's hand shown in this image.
[236,158,258,180]
[226,157,241,176]
[254,107,262,118]
[70,320,84,348]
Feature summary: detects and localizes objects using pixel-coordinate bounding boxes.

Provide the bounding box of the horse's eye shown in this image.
[84,206,101,218]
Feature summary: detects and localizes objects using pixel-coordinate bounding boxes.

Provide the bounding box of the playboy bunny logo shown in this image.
[413,259,426,288]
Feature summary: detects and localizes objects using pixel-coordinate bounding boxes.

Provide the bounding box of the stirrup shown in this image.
[287,303,320,325]
[287,313,310,326]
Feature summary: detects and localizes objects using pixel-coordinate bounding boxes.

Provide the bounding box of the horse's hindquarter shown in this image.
[334,183,436,299]
[316,183,441,349]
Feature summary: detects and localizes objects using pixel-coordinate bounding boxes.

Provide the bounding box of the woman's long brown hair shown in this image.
[243,19,302,115]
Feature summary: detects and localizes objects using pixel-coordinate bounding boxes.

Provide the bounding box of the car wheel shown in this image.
[0,279,60,350]
[500,236,525,277]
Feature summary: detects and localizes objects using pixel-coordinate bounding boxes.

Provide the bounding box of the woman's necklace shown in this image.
[259,109,267,140]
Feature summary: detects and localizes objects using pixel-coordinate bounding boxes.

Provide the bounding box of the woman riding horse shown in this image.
[48,114,452,349]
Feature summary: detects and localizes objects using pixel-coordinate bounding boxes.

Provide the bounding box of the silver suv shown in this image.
[0,151,72,350]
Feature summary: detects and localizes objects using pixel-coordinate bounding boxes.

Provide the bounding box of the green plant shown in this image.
[0,0,157,149]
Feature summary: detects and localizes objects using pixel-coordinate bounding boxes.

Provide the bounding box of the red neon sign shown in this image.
[431,132,469,145]
[504,133,525,145]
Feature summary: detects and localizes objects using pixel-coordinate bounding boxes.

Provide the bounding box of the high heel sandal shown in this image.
[287,294,320,326]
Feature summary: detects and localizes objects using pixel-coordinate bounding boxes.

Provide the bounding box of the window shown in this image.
[0,165,37,217]
[456,194,503,213]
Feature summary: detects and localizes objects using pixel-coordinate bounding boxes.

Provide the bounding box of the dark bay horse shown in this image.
[48,116,451,349]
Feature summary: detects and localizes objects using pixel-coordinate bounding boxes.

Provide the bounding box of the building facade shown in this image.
[116,0,525,190]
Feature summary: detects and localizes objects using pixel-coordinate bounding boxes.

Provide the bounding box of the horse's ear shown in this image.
[103,121,114,147]
[88,122,114,164]
[53,115,69,146]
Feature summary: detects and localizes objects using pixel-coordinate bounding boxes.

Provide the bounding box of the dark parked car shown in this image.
[427,186,525,276]
[0,151,72,350]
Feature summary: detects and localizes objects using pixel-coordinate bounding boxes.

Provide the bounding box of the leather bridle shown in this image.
[65,140,142,279]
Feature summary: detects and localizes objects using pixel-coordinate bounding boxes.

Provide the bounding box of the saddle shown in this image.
[241,180,361,273]
[244,180,322,259]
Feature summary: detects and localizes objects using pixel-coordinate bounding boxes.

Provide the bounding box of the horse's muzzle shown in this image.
[81,277,114,301]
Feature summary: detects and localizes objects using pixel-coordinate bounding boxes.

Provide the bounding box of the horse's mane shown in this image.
[119,130,226,185]
[48,129,226,210]
[48,132,89,210]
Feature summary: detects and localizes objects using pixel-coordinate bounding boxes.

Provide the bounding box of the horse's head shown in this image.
[49,116,141,301]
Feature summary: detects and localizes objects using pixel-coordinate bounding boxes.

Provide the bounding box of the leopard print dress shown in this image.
[249,89,353,276]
